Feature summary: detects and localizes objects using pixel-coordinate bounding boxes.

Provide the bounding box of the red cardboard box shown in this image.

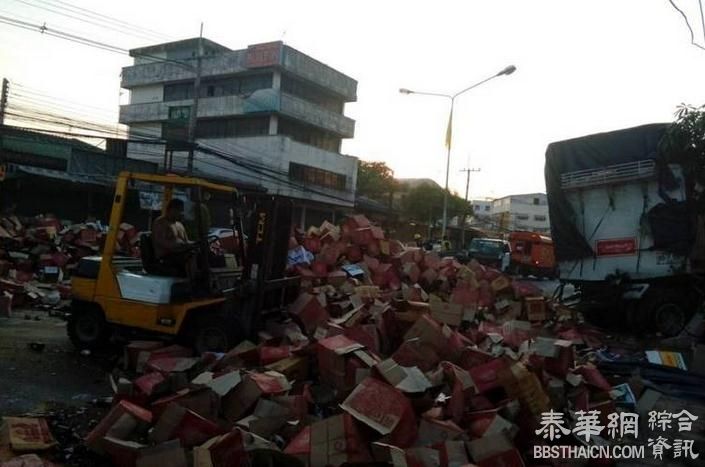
[289,292,330,334]
[222,371,291,421]
[309,414,373,467]
[468,358,509,394]
[150,403,224,448]
[85,401,153,454]
[340,377,417,448]
[317,335,378,391]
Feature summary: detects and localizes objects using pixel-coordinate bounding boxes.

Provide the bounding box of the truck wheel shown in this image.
[193,315,230,354]
[626,300,650,334]
[647,293,691,337]
[67,309,109,350]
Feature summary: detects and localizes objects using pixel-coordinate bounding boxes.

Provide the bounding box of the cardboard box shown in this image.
[404,315,447,354]
[3,417,57,451]
[467,358,509,393]
[265,355,309,383]
[222,371,291,422]
[544,339,574,377]
[289,292,330,334]
[85,401,153,454]
[429,297,463,327]
[309,414,373,467]
[317,335,378,391]
[524,296,547,321]
[102,436,145,467]
[490,275,512,293]
[136,440,187,467]
[193,430,247,467]
[340,377,417,447]
[124,341,164,371]
[151,403,224,448]
[151,387,221,422]
[375,358,432,393]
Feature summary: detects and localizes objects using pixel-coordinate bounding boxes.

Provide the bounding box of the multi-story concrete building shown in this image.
[490,192,550,233]
[470,198,493,218]
[119,39,358,227]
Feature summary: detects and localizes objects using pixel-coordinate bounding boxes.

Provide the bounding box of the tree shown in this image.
[356,161,398,204]
[401,183,471,227]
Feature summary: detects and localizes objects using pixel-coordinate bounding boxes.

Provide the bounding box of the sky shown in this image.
[2,0,705,200]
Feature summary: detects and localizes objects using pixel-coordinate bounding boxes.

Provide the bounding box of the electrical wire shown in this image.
[24,0,171,40]
[0,14,194,68]
[11,0,164,42]
[667,0,705,51]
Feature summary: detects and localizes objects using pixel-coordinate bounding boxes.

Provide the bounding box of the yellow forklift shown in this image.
[68,171,299,353]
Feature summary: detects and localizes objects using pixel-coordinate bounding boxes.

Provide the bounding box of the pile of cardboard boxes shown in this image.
[1,214,633,466]
[0,213,139,316]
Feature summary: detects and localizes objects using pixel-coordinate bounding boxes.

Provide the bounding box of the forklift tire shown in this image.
[67,308,109,350]
[644,291,691,337]
[192,314,230,354]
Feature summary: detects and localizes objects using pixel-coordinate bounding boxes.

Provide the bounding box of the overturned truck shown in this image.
[545,123,705,335]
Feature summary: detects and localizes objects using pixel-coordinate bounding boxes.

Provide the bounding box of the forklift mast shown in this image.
[243,194,293,284]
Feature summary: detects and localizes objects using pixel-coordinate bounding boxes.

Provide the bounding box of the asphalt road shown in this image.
[0,310,112,415]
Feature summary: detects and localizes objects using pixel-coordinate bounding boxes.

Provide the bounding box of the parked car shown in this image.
[467,237,511,271]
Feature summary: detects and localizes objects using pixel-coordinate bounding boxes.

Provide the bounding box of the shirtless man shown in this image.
[152,198,193,275]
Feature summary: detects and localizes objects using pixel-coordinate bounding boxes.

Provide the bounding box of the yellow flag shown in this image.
[445,109,453,149]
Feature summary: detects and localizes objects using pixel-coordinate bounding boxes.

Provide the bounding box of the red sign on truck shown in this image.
[595,238,638,256]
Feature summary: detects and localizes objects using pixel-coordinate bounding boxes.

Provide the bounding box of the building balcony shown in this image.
[119,89,355,138]
[121,43,357,101]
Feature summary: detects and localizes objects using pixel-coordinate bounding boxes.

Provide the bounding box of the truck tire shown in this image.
[192,314,230,354]
[625,300,650,334]
[645,291,691,337]
[67,308,109,350]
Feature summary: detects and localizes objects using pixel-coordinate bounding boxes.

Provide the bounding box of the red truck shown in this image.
[508,231,557,277]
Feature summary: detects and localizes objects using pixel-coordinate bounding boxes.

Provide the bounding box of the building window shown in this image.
[484,205,490,212]
[281,75,345,113]
[289,162,346,191]
[534,214,547,222]
[163,73,273,102]
[516,214,529,220]
[278,117,341,152]
[533,197,540,205]
[164,82,194,101]
[193,116,270,139]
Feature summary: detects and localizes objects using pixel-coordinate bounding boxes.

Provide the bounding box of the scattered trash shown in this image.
[645,349,688,370]
[27,342,45,352]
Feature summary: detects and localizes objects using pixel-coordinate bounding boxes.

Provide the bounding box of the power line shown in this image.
[0,14,194,68]
[11,0,167,42]
[0,14,129,54]
[27,0,171,40]
[667,0,705,51]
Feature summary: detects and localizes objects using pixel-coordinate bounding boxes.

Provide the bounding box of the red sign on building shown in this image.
[245,41,282,68]
[595,238,638,256]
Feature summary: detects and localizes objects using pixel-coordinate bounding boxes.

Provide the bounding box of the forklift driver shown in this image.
[152,198,196,276]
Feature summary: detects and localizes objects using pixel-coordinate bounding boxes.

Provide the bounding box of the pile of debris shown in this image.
[3,213,702,466]
[0,213,140,316]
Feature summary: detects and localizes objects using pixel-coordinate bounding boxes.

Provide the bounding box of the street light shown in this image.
[400,64,516,239]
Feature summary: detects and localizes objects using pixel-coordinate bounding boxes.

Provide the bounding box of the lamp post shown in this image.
[400,64,516,240]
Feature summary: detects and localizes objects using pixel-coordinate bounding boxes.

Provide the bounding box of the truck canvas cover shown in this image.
[544,124,671,262]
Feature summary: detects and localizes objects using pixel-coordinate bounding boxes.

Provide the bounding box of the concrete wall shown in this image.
[120,89,353,138]
[130,84,163,104]
[122,45,357,102]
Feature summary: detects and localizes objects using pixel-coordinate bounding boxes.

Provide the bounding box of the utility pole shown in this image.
[460,167,481,247]
[0,78,9,126]
[186,24,204,174]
